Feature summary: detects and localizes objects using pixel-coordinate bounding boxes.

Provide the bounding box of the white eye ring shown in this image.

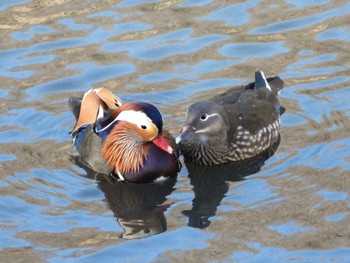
[200,113,208,121]
[140,125,147,130]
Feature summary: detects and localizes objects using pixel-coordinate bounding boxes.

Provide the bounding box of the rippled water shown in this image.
[1,0,350,262]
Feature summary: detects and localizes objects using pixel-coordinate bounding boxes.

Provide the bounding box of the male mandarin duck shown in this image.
[176,71,284,166]
[69,88,180,183]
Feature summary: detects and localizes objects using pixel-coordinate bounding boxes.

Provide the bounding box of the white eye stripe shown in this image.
[195,113,221,133]
[99,110,155,132]
[200,113,220,121]
[116,110,154,129]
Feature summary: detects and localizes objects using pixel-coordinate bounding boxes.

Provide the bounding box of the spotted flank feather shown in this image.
[176,71,284,166]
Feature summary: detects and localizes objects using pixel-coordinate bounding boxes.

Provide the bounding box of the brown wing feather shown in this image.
[71,88,123,134]
[95,88,123,109]
[71,89,102,133]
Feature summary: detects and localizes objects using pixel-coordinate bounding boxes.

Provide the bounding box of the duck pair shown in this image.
[69,71,284,183]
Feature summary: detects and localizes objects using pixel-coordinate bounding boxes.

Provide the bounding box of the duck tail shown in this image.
[254,71,271,91]
[254,70,284,96]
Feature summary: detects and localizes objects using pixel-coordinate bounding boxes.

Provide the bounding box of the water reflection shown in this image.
[1,0,350,261]
[251,2,350,34]
[73,159,176,240]
[182,136,281,229]
[99,175,176,240]
[102,28,228,60]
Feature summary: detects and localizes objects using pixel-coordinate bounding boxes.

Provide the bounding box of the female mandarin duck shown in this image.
[176,71,284,166]
[69,88,180,183]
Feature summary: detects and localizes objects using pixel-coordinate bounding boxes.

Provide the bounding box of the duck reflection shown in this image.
[98,175,176,239]
[72,158,176,239]
[182,136,281,229]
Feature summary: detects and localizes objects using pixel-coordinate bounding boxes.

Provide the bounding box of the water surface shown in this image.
[1,0,350,262]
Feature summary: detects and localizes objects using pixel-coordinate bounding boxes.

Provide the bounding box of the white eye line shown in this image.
[195,113,221,133]
[200,113,219,121]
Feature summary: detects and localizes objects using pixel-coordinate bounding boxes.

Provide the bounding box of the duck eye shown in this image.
[141,125,147,130]
[200,113,208,121]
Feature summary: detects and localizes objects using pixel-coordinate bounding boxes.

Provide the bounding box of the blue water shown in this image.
[1,0,350,262]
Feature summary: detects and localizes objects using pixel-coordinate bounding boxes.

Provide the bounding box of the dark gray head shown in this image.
[176,101,228,145]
